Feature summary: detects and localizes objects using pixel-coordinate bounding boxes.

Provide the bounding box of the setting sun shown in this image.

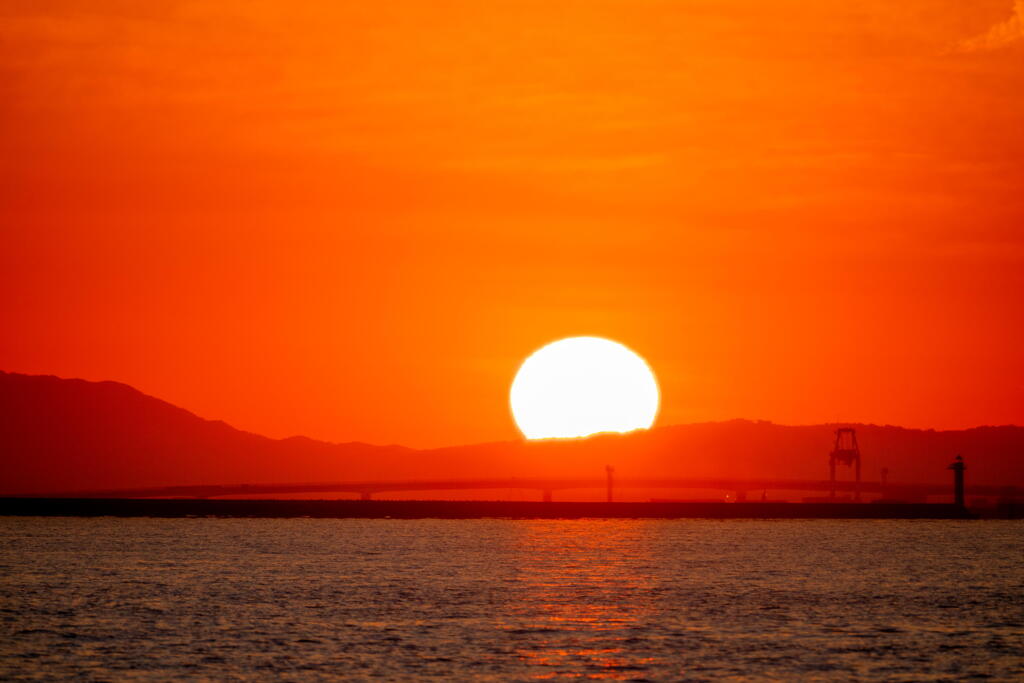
[510,337,660,440]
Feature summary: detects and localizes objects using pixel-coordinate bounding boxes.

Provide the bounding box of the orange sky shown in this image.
[2,0,1022,448]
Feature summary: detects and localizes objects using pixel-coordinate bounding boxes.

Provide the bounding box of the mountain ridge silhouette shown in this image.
[2,370,1021,496]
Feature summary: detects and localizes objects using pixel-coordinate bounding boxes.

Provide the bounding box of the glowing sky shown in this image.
[2,1,1022,447]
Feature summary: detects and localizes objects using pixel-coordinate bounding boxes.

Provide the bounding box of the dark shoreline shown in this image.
[0,498,977,519]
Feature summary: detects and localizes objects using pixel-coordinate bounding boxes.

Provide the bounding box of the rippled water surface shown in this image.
[1,518,1022,680]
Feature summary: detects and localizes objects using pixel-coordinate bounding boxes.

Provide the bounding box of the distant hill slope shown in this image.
[0,371,411,494]
[1,371,1021,495]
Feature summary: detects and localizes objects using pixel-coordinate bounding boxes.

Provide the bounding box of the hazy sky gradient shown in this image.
[2,1,1022,446]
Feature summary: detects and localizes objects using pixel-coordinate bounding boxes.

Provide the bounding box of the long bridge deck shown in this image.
[24,477,1021,501]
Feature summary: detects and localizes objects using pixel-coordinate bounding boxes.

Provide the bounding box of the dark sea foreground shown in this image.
[0,518,1021,681]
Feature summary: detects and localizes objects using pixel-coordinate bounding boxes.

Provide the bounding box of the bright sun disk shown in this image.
[510,336,660,440]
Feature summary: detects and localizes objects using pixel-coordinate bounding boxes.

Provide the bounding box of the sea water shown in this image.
[1,518,1021,680]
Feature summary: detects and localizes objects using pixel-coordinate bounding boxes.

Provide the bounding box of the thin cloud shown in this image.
[957,0,1024,52]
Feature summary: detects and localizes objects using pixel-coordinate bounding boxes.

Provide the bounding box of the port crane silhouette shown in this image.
[830,427,861,501]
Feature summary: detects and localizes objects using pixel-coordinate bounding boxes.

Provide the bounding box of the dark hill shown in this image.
[1,371,1021,496]
[0,371,410,494]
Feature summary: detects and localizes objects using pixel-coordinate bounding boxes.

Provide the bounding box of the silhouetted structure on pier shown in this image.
[830,428,862,501]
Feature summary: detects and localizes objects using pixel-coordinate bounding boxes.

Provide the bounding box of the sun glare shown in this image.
[510,336,660,440]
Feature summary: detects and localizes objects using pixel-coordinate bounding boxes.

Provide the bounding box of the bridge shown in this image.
[31,477,1023,501]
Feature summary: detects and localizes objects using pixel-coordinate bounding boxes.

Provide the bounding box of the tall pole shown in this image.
[605,465,614,503]
[949,455,966,507]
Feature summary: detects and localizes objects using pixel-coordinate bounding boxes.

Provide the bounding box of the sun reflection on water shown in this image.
[502,520,669,680]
